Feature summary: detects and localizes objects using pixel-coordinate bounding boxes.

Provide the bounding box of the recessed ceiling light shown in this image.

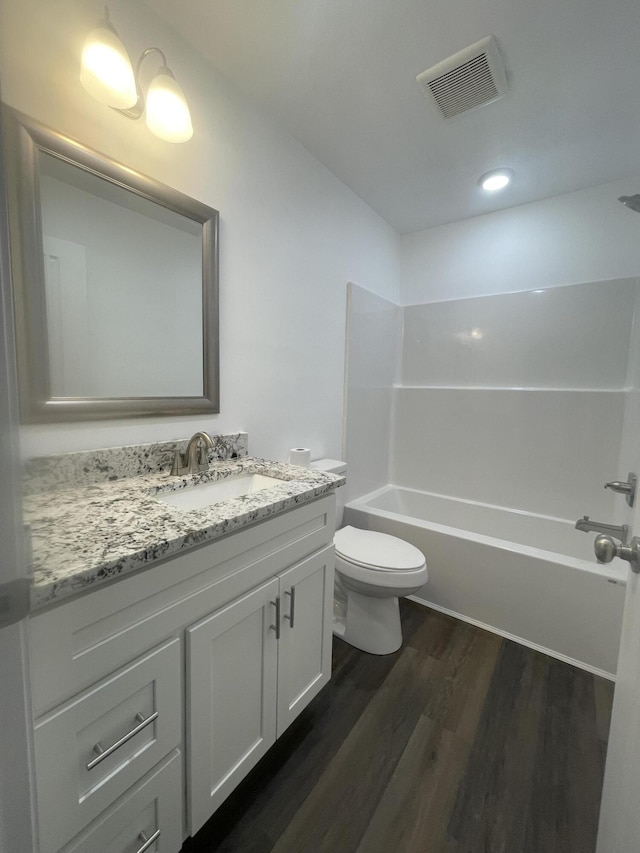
[478,168,513,192]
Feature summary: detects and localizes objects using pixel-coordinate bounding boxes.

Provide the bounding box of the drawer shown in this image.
[60,750,182,853]
[34,638,182,853]
[30,495,335,715]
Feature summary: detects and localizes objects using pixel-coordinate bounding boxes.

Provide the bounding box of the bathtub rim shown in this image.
[345,483,627,585]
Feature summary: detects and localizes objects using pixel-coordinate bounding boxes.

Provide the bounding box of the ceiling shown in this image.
[146,0,640,234]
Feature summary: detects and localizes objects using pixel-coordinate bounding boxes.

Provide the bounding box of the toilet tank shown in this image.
[310,458,347,527]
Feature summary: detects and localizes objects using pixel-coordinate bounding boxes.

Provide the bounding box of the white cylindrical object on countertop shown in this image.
[289,447,311,467]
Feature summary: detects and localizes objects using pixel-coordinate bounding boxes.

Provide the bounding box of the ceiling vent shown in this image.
[416,36,508,119]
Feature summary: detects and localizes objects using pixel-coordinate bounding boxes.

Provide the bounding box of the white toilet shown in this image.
[311,459,428,655]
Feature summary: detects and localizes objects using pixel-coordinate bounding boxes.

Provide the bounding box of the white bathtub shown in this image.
[344,485,626,678]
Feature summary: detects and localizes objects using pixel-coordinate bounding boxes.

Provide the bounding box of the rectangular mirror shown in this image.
[3,107,219,422]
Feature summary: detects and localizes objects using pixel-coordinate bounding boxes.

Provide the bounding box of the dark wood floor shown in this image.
[184,601,614,853]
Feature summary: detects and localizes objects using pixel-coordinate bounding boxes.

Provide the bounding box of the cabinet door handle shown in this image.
[135,829,161,853]
[270,597,281,640]
[86,710,159,771]
[284,587,296,629]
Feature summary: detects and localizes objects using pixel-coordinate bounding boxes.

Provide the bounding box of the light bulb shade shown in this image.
[478,168,514,192]
[80,26,137,109]
[145,69,193,143]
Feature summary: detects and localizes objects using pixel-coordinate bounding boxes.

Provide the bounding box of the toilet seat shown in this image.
[334,526,426,573]
[332,524,428,655]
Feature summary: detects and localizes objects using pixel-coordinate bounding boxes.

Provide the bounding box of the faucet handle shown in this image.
[196,444,210,470]
[170,450,187,476]
[604,472,636,507]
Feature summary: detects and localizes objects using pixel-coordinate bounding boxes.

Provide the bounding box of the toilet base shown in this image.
[337,590,403,655]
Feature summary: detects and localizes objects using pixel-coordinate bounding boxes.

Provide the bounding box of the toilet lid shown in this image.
[334,526,425,572]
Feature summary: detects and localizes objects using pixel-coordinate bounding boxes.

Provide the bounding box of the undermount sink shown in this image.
[156,472,288,511]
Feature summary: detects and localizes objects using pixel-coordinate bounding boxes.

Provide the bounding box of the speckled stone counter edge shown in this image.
[23,432,249,495]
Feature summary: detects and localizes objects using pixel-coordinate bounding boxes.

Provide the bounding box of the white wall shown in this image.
[343,283,401,502]
[0,0,401,460]
[401,178,640,305]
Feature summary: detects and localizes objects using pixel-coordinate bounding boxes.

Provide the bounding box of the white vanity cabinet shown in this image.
[34,639,182,853]
[187,547,334,833]
[28,495,335,853]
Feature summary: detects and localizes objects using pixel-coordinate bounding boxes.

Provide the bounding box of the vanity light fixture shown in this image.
[478,168,513,192]
[80,6,193,143]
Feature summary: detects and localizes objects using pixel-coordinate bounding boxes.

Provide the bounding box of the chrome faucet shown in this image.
[575,516,629,545]
[171,431,215,476]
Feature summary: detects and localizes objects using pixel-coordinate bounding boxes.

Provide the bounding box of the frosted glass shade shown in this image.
[478,168,514,192]
[146,70,193,143]
[80,26,137,109]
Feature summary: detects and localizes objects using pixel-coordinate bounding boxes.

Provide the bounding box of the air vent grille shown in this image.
[417,36,508,120]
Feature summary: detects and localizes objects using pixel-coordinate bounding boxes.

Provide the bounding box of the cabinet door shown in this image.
[187,577,279,835]
[276,545,334,737]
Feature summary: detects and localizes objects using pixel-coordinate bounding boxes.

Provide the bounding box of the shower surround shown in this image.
[343,278,640,676]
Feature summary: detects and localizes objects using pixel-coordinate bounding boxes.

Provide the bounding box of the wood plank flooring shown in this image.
[183,601,613,853]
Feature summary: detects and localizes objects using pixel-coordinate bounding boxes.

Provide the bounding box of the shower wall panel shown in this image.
[401,280,636,389]
[392,278,639,520]
[392,387,625,520]
[344,283,402,501]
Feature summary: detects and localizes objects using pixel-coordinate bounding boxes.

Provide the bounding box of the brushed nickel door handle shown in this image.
[270,597,281,640]
[594,535,640,573]
[284,587,296,629]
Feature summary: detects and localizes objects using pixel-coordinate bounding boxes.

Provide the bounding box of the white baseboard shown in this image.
[406,594,616,682]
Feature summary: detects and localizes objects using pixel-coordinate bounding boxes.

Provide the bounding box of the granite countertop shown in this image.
[25,457,344,610]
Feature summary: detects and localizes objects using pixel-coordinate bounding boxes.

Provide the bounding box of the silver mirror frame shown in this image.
[3,106,220,422]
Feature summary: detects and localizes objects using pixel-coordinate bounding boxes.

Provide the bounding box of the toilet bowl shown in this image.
[333,525,428,654]
[311,459,428,655]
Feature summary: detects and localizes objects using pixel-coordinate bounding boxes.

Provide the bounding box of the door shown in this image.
[187,577,279,835]
[42,235,90,396]
[596,445,640,849]
[276,546,334,737]
[0,93,37,853]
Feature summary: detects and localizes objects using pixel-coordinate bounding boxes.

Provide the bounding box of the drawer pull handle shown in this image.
[135,829,161,853]
[86,710,159,771]
[284,587,296,629]
[269,597,281,640]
